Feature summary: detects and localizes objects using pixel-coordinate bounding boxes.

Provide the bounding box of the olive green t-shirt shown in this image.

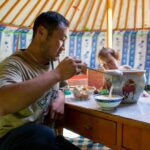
[0,51,59,138]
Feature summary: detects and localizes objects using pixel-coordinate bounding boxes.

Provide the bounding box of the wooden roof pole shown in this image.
[91,0,103,30]
[106,0,112,48]
[142,0,145,29]
[1,0,18,22]
[75,0,88,30]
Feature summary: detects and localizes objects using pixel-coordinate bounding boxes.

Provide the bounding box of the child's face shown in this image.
[99,53,119,69]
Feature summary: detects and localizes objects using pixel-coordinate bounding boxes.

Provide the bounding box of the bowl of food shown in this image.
[73,86,95,100]
[94,95,123,110]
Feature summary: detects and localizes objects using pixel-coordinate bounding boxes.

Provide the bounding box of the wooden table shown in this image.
[64,95,150,150]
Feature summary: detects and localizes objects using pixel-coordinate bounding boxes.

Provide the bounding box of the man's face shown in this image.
[41,23,69,62]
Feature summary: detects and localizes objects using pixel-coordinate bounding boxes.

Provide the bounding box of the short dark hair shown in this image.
[32,11,69,39]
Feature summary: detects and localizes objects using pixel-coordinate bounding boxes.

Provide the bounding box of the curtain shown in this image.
[0,25,149,84]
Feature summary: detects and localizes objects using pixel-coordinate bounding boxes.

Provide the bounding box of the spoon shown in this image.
[86,67,123,76]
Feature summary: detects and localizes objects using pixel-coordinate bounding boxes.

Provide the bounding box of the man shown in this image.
[0,11,83,149]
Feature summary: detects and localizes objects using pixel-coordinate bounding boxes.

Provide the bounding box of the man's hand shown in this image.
[50,90,65,120]
[54,56,85,81]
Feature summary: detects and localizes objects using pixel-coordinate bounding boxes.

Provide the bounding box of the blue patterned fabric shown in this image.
[69,32,77,56]
[129,31,137,67]
[145,31,150,84]
[90,32,99,68]
[0,25,150,84]
[76,32,84,59]
[122,31,130,65]
[66,136,111,150]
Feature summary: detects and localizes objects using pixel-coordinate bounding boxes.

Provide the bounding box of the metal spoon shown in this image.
[86,67,123,76]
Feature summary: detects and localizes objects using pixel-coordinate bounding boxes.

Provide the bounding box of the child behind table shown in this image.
[98,47,131,70]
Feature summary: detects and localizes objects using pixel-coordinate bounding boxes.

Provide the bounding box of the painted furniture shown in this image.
[64,96,150,150]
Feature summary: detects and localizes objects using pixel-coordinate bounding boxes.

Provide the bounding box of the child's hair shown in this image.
[98,47,119,60]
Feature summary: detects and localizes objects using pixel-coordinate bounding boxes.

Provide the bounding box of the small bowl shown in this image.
[73,86,95,100]
[94,95,123,110]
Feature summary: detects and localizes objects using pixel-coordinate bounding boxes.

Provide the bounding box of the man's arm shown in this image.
[0,70,60,116]
[0,56,84,116]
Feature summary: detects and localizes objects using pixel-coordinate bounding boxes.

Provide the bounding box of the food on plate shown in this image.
[73,86,95,100]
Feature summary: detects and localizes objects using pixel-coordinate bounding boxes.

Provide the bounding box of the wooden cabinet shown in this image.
[65,108,116,147]
[64,97,150,150]
[122,124,150,150]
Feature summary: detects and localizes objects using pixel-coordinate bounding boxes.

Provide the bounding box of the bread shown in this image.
[73,86,95,100]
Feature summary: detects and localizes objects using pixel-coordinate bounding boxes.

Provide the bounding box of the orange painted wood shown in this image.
[134,0,138,29]
[64,96,150,150]
[69,0,82,26]
[0,0,9,10]
[88,69,104,89]
[11,0,31,24]
[116,0,123,30]
[74,0,89,30]
[91,0,103,30]
[65,109,116,147]
[123,124,150,150]
[142,0,145,29]
[49,0,58,11]
[57,0,65,12]
[112,0,117,19]
[1,0,18,22]
[100,1,107,30]
[83,0,96,30]
[21,0,41,26]
[106,0,112,48]
[125,0,130,29]
[64,0,74,17]
[30,0,50,27]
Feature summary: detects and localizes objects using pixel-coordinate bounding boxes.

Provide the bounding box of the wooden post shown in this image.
[106,0,112,48]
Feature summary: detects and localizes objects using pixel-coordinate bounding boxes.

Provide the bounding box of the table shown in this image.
[64,95,150,150]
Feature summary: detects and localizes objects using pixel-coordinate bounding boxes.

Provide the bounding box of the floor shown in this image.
[63,129,111,150]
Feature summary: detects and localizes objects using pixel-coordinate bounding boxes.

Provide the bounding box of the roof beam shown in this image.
[69,0,82,27]
[100,1,107,30]
[83,0,96,30]
[49,0,57,11]
[1,0,18,22]
[74,0,89,30]
[91,0,103,30]
[11,0,31,24]
[64,0,74,17]
[125,0,130,29]
[116,0,123,30]
[142,0,145,29]
[134,0,138,29]
[106,0,112,48]
[30,0,49,27]
[21,0,41,26]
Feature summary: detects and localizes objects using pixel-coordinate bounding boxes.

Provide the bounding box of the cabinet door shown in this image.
[64,109,116,147]
[123,124,150,150]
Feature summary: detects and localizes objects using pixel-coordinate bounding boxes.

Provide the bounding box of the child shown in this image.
[98,47,149,97]
[98,47,131,70]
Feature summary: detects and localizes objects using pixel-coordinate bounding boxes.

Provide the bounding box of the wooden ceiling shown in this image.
[0,0,150,32]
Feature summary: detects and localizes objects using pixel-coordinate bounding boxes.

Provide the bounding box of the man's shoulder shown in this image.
[3,51,26,63]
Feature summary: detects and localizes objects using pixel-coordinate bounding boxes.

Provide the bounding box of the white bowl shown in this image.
[94,95,123,110]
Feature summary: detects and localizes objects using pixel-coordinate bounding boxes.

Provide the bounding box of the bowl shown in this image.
[94,95,123,110]
[73,86,95,100]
